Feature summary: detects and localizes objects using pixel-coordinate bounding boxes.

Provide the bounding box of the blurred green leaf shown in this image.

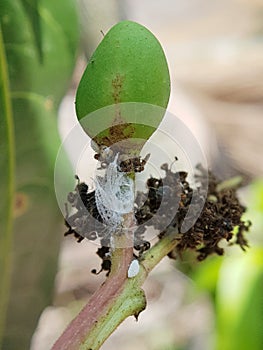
[189,180,263,350]
[190,256,223,298]
[250,180,263,212]
[216,248,263,350]
[20,0,43,61]
[215,179,263,350]
[247,180,263,242]
[0,25,15,346]
[0,0,78,348]
[1,0,79,107]
[233,270,263,350]
[3,94,64,349]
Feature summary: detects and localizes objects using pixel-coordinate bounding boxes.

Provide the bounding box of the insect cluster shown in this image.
[64,175,103,243]
[94,145,150,173]
[64,148,155,275]
[64,146,250,275]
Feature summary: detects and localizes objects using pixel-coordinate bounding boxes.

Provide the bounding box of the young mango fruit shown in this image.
[75,20,170,152]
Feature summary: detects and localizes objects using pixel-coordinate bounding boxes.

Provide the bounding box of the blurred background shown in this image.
[1,1,263,350]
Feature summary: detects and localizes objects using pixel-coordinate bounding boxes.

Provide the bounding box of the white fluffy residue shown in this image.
[95,155,134,232]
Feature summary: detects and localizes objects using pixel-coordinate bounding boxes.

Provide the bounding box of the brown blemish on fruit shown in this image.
[92,121,135,152]
[92,73,138,152]
[14,192,29,217]
[112,73,124,104]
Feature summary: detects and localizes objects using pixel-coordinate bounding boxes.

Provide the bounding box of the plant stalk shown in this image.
[52,224,179,350]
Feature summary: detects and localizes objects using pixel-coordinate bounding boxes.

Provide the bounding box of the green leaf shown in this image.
[216,248,263,350]
[20,0,43,62]
[0,0,78,348]
[190,256,222,297]
[1,0,78,107]
[2,94,65,349]
[76,20,170,149]
[233,271,263,350]
[0,25,15,348]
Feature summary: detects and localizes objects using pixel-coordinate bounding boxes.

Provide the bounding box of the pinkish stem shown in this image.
[52,245,133,350]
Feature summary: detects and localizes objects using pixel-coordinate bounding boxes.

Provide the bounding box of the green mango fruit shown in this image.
[75,20,170,151]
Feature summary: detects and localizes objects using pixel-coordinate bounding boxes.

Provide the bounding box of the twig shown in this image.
[52,225,179,350]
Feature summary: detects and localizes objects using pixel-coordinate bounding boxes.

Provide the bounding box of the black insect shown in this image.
[66,175,89,210]
[119,153,150,173]
[64,176,104,242]
[135,176,164,226]
[94,145,114,169]
[134,240,151,256]
[64,203,84,242]
[91,246,111,276]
